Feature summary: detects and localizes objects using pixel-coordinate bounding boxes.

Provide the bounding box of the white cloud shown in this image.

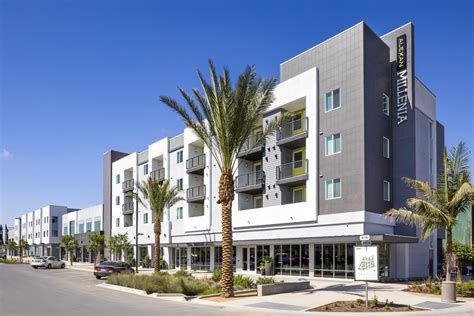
[1,149,12,159]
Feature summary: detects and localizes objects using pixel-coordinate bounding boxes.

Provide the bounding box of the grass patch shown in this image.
[0,258,21,264]
[256,276,277,285]
[405,279,474,297]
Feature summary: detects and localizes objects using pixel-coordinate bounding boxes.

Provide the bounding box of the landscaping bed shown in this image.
[106,270,278,297]
[308,299,422,313]
[404,279,474,297]
[0,258,21,264]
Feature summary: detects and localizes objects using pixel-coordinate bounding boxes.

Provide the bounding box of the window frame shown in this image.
[143,163,148,175]
[253,195,263,208]
[382,94,390,116]
[116,174,120,184]
[325,178,342,200]
[177,150,183,164]
[325,88,341,113]
[115,196,120,206]
[293,186,306,203]
[325,133,342,156]
[383,137,390,158]
[176,207,183,220]
[383,180,391,202]
[116,218,120,227]
[176,178,183,190]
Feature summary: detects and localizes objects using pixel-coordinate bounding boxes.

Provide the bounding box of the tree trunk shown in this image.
[70,250,73,266]
[446,228,453,282]
[154,218,161,273]
[219,171,234,298]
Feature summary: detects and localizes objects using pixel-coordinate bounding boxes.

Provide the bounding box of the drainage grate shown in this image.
[414,301,458,310]
[246,302,307,311]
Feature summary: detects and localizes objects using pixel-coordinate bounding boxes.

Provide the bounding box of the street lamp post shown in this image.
[15,217,22,263]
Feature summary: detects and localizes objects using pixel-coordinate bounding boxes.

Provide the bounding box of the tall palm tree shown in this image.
[107,235,118,260]
[161,60,285,297]
[128,178,183,272]
[61,235,78,266]
[7,240,18,259]
[385,142,473,283]
[86,233,105,265]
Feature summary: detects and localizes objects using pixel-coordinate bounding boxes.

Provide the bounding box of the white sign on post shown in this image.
[354,245,379,281]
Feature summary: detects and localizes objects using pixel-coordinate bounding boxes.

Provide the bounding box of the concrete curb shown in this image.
[96,283,190,302]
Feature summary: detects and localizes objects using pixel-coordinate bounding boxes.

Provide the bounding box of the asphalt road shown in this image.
[0,263,253,316]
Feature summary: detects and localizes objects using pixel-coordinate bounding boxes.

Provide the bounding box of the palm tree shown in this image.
[86,233,105,265]
[62,235,78,266]
[19,240,30,260]
[161,60,285,297]
[7,240,18,259]
[385,142,473,285]
[107,235,118,260]
[115,233,131,261]
[128,178,183,272]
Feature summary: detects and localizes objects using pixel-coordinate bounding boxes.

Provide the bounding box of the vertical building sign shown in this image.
[396,34,409,125]
[354,245,379,281]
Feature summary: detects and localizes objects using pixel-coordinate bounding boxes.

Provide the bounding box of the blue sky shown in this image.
[1,0,473,224]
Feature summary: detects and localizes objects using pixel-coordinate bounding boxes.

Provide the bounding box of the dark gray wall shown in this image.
[363,24,392,214]
[103,150,128,256]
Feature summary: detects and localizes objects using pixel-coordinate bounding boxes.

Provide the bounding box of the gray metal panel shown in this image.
[169,134,184,152]
[102,150,128,257]
[137,150,149,165]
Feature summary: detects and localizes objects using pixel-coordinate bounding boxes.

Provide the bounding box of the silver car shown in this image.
[31,256,66,269]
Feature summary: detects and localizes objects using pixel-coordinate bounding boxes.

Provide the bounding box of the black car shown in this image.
[93,261,134,279]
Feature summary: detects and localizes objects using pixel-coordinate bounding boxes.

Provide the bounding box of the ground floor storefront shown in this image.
[29,243,59,258]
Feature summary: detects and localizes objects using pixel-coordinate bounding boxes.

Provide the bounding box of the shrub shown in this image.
[256,277,276,285]
[211,268,222,282]
[457,281,474,295]
[175,270,192,278]
[0,258,20,264]
[233,275,255,290]
[356,298,364,306]
[181,277,213,296]
[155,271,169,276]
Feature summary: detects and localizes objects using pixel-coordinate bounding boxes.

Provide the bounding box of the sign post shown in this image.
[355,236,378,310]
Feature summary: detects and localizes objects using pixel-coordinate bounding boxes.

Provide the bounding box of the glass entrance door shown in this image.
[242,246,256,272]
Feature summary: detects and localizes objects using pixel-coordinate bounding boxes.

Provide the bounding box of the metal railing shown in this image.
[150,168,165,181]
[122,179,134,192]
[277,117,308,141]
[276,159,308,180]
[186,154,205,170]
[122,202,134,214]
[187,185,206,201]
[236,171,265,189]
[240,133,264,152]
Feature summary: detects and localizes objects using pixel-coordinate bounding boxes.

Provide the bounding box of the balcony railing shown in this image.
[238,133,264,160]
[276,159,308,186]
[276,117,308,148]
[122,202,134,215]
[187,185,206,202]
[150,168,165,181]
[186,154,205,174]
[235,171,265,194]
[122,179,134,192]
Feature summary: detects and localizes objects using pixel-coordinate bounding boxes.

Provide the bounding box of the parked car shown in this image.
[0,251,7,259]
[31,256,66,269]
[94,261,134,279]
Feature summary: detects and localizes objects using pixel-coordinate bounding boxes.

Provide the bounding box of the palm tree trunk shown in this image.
[154,218,161,273]
[446,227,453,282]
[219,171,234,298]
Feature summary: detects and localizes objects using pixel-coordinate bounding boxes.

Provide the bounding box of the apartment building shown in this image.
[11,205,71,257]
[60,204,104,262]
[103,22,444,280]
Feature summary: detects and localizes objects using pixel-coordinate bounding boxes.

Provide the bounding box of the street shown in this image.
[0,264,248,316]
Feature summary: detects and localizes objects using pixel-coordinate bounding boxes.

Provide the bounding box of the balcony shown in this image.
[122,202,134,215]
[237,133,264,161]
[187,185,206,203]
[122,179,134,193]
[276,117,308,148]
[276,159,308,187]
[235,171,265,194]
[186,154,205,175]
[150,168,165,181]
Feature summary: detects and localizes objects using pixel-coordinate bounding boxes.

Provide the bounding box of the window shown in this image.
[177,150,183,164]
[143,213,149,224]
[325,133,341,156]
[176,178,183,190]
[383,180,391,201]
[382,94,390,116]
[94,220,101,231]
[143,163,148,175]
[254,196,263,208]
[115,196,120,206]
[383,137,390,158]
[86,222,92,232]
[69,220,75,235]
[325,88,341,112]
[79,223,84,233]
[176,207,183,220]
[43,231,46,237]
[52,216,57,224]
[116,174,120,184]
[429,121,433,139]
[293,186,306,203]
[116,218,120,227]
[52,230,58,237]
[63,227,68,236]
[325,178,341,200]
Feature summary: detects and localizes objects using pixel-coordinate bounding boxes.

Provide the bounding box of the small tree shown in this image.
[62,235,78,266]
[453,241,474,281]
[7,240,18,259]
[86,233,105,265]
[109,233,130,261]
[19,240,30,261]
